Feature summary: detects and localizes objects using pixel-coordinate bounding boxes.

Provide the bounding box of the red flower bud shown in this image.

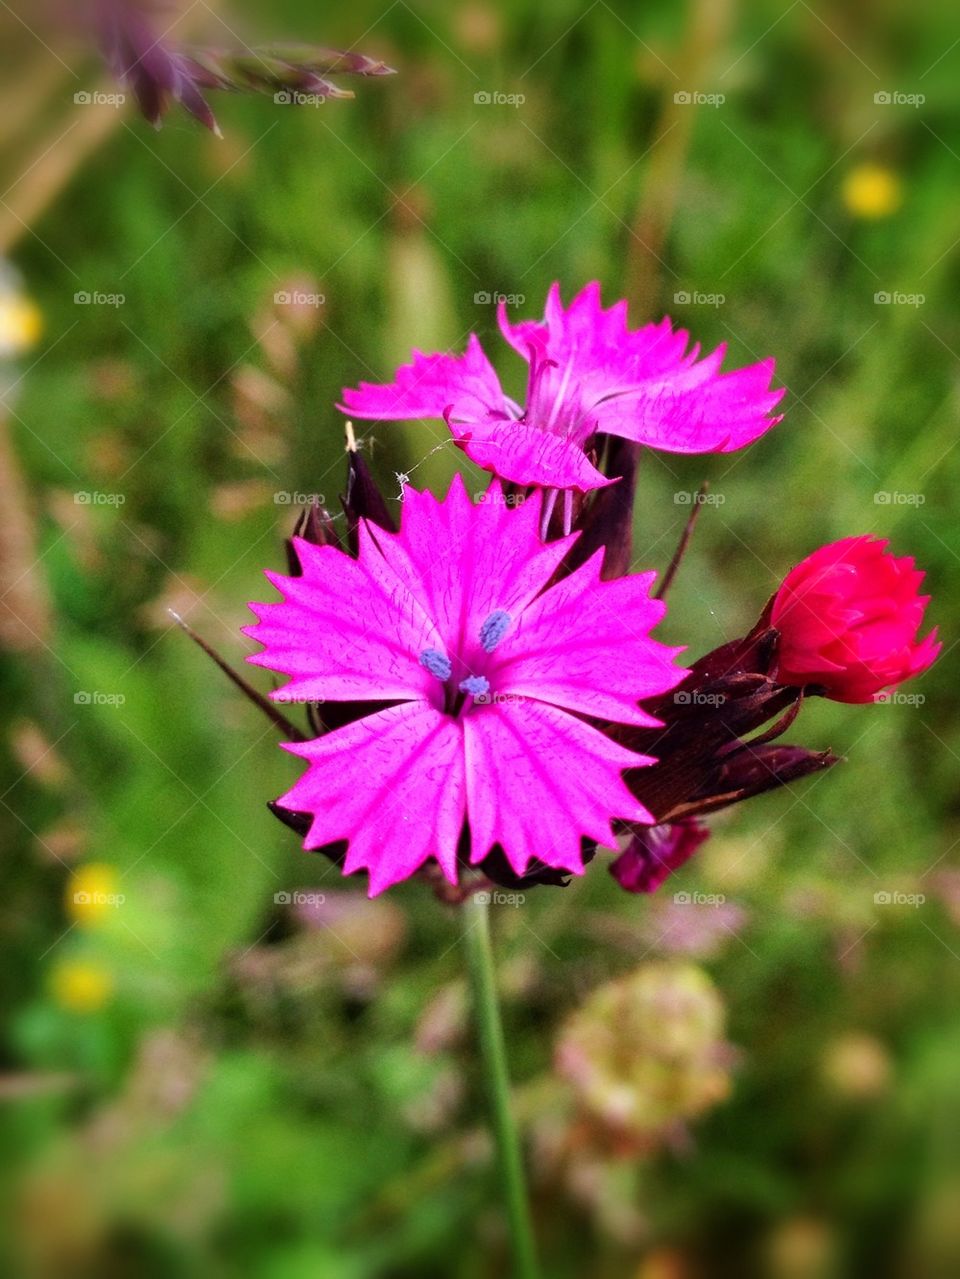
[771,536,940,703]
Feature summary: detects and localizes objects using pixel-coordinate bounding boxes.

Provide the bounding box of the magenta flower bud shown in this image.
[771,536,940,704]
[610,819,710,894]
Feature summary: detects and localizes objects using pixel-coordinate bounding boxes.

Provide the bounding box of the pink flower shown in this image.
[771,536,940,703]
[610,819,710,894]
[245,476,685,895]
[341,282,784,500]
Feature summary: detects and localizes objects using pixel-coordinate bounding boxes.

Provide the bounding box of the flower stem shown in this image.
[462,892,540,1279]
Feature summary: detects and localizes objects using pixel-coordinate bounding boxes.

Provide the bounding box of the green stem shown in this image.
[462,893,541,1279]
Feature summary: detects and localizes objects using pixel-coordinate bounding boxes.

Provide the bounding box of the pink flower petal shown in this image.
[365,475,576,657]
[279,703,466,895]
[492,552,686,725]
[464,697,655,877]
[499,283,690,383]
[500,284,783,458]
[340,334,506,423]
[245,538,442,705]
[596,352,785,453]
[448,415,613,492]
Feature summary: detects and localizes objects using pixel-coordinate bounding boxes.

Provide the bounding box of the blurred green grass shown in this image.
[2,0,960,1275]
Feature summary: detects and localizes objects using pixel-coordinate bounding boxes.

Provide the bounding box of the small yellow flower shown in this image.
[0,275,42,358]
[50,960,114,1013]
[842,163,903,219]
[66,863,123,926]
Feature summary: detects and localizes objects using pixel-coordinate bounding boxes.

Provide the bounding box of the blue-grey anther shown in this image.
[459,675,490,697]
[419,648,452,681]
[479,609,512,653]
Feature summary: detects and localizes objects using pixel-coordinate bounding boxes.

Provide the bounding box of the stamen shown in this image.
[524,342,558,423]
[459,675,490,698]
[479,609,512,652]
[562,488,574,536]
[419,648,452,681]
[540,487,559,540]
[545,357,575,433]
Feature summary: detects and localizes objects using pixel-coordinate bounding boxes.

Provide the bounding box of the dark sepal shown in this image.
[471,837,598,890]
[265,805,584,899]
[680,597,778,684]
[620,600,840,823]
[563,436,640,580]
[341,428,396,554]
[269,802,349,870]
[662,743,840,823]
[285,499,340,575]
[267,800,313,838]
[624,674,801,823]
[691,742,840,815]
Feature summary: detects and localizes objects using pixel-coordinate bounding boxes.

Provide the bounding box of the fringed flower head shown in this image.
[771,536,940,703]
[341,282,784,508]
[245,475,686,895]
